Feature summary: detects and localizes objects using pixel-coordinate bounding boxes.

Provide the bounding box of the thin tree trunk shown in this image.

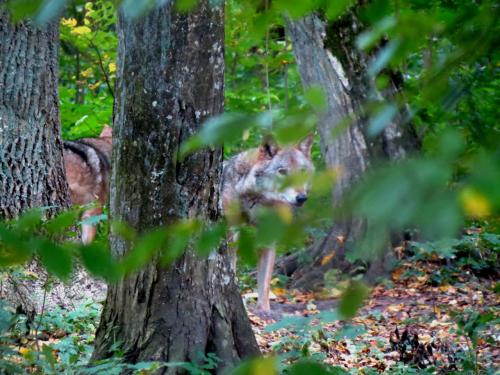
[0,7,70,219]
[91,2,259,372]
[282,12,419,289]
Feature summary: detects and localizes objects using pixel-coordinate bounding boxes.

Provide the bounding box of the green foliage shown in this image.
[0,301,100,374]
[0,211,228,282]
[338,281,369,319]
[1,1,499,373]
[451,307,499,374]
[286,360,348,375]
[407,231,499,285]
[0,299,220,374]
[59,1,116,139]
[180,0,500,262]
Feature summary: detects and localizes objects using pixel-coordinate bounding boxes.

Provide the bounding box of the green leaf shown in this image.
[35,239,73,280]
[42,345,57,367]
[162,220,201,265]
[338,281,369,319]
[325,0,355,20]
[362,0,392,23]
[230,357,277,375]
[288,360,348,375]
[356,16,396,50]
[180,112,273,158]
[175,0,198,12]
[334,324,367,339]
[15,209,43,232]
[122,228,169,273]
[196,222,226,256]
[237,226,257,265]
[0,225,33,266]
[111,221,137,243]
[35,0,66,24]
[255,209,287,247]
[265,315,310,332]
[367,103,398,136]
[482,233,500,246]
[45,209,79,234]
[120,0,156,19]
[274,112,317,145]
[128,361,161,371]
[0,301,13,334]
[316,309,341,323]
[79,214,108,226]
[367,38,400,76]
[304,85,326,111]
[5,0,43,21]
[80,243,121,282]
[180,113,249,158]
[273,0,317,19]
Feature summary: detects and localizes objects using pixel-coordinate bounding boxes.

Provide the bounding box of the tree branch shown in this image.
[87,38,115,99]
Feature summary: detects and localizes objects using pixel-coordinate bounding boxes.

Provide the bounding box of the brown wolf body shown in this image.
[63,126,112,243]
[221,135,314,311]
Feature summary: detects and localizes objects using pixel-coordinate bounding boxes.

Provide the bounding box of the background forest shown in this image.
[0,0,499,374]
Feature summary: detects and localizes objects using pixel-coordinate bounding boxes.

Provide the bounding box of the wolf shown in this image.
[221,134,314,311]
[63,126,112,244]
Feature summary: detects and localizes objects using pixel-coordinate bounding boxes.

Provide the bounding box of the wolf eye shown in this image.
[278,168,288,176]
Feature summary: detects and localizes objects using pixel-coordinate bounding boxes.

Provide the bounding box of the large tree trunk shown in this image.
[91,2,259,372]
[0,7,95,317]
[283,12,419,288]
[0,7,70,219]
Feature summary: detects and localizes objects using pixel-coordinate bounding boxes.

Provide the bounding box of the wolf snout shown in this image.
[295,193,308,206]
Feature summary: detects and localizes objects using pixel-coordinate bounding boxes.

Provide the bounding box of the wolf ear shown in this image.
[297,134,314,156]
[100,125,112,138]
[260,134,279,159]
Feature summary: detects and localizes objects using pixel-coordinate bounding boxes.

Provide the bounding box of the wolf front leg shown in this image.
[81,206,102,244]
[257,247,276,311]
[227,230,238,273]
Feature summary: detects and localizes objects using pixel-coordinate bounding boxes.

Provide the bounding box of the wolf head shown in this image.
[245,135,315,207]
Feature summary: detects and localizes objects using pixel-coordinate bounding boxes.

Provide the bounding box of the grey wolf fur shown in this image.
[221,135,314,311]
[63,126,112,243]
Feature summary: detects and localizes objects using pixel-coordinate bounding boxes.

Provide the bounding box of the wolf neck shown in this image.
[221,148,263,218]
[233,148,275,213]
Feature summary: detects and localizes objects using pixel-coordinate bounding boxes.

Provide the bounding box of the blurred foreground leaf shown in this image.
[34,238,72,280]
[338,281,369,319]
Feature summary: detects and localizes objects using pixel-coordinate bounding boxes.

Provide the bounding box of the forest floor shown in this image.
[3,237,498,373]
[245,259,499,373]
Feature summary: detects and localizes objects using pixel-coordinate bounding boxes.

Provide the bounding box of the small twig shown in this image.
[264,0,272,112]
[87,38,115,99]
[6,272,30,316]
[34,282,48,358]
[283,38,289,111]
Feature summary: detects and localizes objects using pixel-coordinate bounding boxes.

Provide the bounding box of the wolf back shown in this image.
[63,138,111,206]
[63,126,112,243]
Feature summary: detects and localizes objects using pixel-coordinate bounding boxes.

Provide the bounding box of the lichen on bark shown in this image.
[91,2,259,372]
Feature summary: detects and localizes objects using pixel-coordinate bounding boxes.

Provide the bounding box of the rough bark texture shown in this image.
[0,7,70,219]
[283,12,419,288]
[0,8,96,316]
[91,2,259,372]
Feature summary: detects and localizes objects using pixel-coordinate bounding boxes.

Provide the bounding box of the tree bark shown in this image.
[0,7,103,321]
[283,12,419,288]
[91,2,259,372]
[0,7,70,219]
